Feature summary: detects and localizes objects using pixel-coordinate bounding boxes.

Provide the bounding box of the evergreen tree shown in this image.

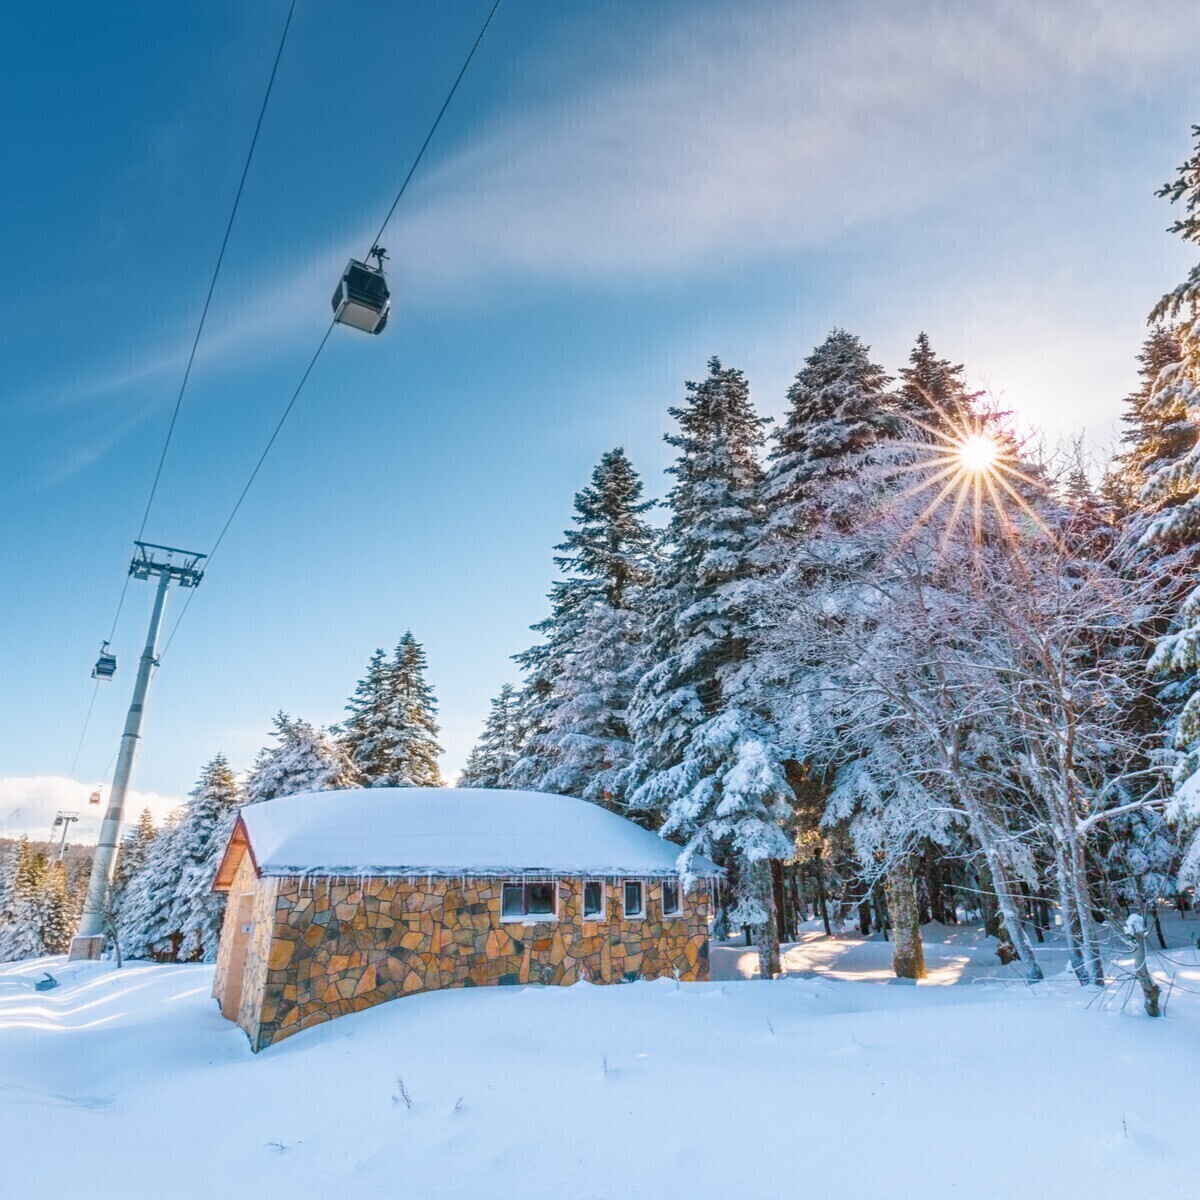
[342,649,392,777]
[462,683,524,788]
[38,862,75,956]
[246,712,360,802]
[114,807,157,894]
[761,329,896,541]
[341,636,443,787]
[387,633,443,787]
[0,839,48,961]
[1140,125,1200,886]
[115,813,182,961]
[896,332,975,437]
[508,448,657,804]
[624,357,793,978]
[119,755,243,962]
[1113,324,1190,509]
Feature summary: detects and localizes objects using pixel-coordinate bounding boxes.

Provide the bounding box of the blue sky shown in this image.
[3,0,1200,835]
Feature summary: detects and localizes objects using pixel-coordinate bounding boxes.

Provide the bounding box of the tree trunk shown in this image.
[1129,918,1161,1017]
[884,858,927,981]
[771,860,790,944]
[748,859,781,978]
[984,852,1043,981]
[812,855,832,937]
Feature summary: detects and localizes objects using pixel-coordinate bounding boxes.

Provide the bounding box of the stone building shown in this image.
[211,787,718,1050]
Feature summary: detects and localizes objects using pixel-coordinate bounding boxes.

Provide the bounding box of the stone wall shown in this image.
[241,876,709,1050]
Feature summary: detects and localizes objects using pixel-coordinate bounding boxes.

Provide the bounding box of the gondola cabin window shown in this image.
[501,881,557,921]
[623,880,645,919]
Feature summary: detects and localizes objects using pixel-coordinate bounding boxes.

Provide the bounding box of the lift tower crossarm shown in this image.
[69,542,206,959]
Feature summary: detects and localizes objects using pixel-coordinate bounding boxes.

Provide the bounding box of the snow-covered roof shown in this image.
[230,787,720,879]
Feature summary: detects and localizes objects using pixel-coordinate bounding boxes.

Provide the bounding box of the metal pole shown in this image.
[70,568,173,953]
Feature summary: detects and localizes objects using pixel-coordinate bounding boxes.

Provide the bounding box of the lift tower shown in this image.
[69,542,205,960]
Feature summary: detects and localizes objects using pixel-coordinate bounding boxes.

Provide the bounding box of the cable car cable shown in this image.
[366,0,501,256]
[70,0,297,781]
[157,0,503,661]
[67,680,101,779]
[159,319,336,660]
[136,0,298,545]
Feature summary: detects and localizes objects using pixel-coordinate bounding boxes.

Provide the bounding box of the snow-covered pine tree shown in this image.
[754,331,906,968]
[1112,324,1190,511]
[508,448,657,805]
[0,838,48,961]
[1140,125,1200,886]
[386,633,443,787]
[119,755,243,962]
[896,332,976,438]
[760,328,896,545]
[341,637,443,787]
[37,862,75,955]
[246,712,360,803]
[342,649,391,778]
[461,683,524,788]
[169,755,244,961]
[114,807,157,894]
[115,813,182,960]
[624,357,793,978]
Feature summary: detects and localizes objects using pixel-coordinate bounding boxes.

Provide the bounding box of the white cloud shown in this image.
[0,777,182,845]
[387,0,1200,289]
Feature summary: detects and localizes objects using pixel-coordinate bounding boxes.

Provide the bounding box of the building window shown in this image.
[623,880,645,919]
[501,881,557,921]
[582,880,605,920]
[662,879,681,918]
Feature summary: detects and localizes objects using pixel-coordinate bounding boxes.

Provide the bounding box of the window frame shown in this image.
[622,879,646,921]
[581,879,607,922]
[499,879,559,923]
[660,878,682,919]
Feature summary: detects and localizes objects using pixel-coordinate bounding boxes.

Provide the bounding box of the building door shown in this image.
[220,890,256,1022]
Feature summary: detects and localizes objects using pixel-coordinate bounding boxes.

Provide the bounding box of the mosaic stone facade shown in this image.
[214,872,710,1051]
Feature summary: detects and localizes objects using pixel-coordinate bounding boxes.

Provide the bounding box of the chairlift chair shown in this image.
[92,641,116,681]
[331,245,391,334]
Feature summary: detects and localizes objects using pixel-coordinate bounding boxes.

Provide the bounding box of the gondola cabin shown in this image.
[331,256,391,334]
[91,644,116,681]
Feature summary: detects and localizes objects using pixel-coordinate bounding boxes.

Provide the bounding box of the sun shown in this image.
[887,405,1051,553]
[955,433,1001,475]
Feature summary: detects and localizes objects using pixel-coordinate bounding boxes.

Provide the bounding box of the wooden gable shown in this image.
[212,817,258,893]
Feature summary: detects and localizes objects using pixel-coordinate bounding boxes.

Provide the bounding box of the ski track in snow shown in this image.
[3,922,1200,1200]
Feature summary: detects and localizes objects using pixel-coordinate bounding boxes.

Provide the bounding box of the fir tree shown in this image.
[508,448,657,804]
[342,649,391,778]
[246,712,360,802]
[38,862,75,956]
[1140,125,1200,886]
[387,633,443,787]
[114,807,157,894]
[761,328,896,540]
[170,755,243,961]
[896,332,975,436]
[115,814,182,961]
[341,636,443,787]
[1113,324,1190,509]
[462,683,524,788]
[119,755,243,962]
[624,357,793,978]
[0,839,48,961]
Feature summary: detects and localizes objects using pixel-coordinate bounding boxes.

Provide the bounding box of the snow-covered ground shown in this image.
[4,924,1200,1200]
